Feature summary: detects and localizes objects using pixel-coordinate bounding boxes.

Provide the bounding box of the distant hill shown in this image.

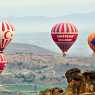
[5,43,54,55]
[0,42,94,86]
[4,43,57,65]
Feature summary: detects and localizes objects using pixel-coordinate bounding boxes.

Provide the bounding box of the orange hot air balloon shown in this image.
[88,32,95,53]
[51,22,78,56]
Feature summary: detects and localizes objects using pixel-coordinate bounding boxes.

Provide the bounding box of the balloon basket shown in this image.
[62,53,66,57]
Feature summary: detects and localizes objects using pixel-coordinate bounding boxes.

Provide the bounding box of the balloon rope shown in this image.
[63,52,66,57]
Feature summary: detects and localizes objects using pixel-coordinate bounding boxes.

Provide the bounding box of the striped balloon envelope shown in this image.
[0,53,7,73]
[51,22,78,56]
[88,32,95,53]
[0,21,15,52]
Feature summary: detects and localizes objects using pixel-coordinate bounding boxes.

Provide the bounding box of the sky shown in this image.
[0,0,95,17]
[0,0,94,55]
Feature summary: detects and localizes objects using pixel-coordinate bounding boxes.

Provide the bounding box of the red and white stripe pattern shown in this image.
[51,22,78,34]
[0,53,7,72]
[0,53,7,63]
[51,22,78,42]
[51,22,78,53]
[0,21,15,52]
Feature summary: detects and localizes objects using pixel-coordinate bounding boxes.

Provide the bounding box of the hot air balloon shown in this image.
[88,32,95,53]
[51,22,78,56]
[0,53,7,73]
[0,21,14,52]
[0,21,15,73]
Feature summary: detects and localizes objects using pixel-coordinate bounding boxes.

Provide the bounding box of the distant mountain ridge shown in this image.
[5,43,54,55]
[6,11,95,23]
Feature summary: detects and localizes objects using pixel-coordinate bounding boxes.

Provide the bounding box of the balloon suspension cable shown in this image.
[63,52,66,57]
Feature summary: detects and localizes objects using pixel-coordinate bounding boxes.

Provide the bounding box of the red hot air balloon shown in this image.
[51,22,78,56]
[0,21,14,52]
[0,21,15,73]
[0,53,7,73]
